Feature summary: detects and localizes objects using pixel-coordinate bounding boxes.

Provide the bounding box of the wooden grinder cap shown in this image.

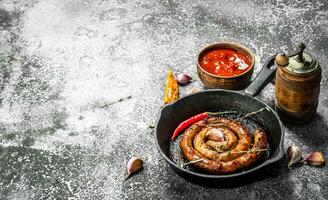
[275,53,289,66]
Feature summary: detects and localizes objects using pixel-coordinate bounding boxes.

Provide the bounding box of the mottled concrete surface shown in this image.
[0,0,327,199]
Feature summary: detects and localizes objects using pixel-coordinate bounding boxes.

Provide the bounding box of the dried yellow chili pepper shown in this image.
[164,69,179,104]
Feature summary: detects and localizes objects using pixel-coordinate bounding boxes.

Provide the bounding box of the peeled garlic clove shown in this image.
[305,152,325,166]
[176,73,192,86]
[126,157,143,179]
[287,144,302,168]
[206,128,224,142]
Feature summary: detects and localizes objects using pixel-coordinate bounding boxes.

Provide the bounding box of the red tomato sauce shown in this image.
[200,48,252,77]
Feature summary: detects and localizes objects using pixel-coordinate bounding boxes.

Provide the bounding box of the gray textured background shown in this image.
[0,0,327,199]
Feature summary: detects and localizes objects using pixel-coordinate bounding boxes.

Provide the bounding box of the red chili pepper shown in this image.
[171,112,208,140]
[170,111,238,141]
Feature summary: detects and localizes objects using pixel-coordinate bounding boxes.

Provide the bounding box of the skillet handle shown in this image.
[244,55,276,97]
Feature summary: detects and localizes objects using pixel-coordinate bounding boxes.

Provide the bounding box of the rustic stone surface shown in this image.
[0,0,327,199]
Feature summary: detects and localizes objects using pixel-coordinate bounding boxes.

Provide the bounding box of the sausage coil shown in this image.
[180,117,267,174]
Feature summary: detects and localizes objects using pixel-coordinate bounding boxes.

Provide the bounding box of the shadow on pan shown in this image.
[154,89,284,187]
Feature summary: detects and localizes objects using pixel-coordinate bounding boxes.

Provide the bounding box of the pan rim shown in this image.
[154,89,284,179]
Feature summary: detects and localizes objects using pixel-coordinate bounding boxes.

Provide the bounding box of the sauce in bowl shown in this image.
[200,48,252,77]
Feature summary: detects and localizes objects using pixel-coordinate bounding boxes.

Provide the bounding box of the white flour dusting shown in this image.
[15,0,150,149]
[0,0,327,199]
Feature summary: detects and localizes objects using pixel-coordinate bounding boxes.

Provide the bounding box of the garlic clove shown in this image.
[176,73,192,86]
[305,151,325,166]
[126,157,143,180]
[206,128,225,142]
[287,144,302,168]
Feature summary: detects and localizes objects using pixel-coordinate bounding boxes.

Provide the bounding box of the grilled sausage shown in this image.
[180,117,267,174]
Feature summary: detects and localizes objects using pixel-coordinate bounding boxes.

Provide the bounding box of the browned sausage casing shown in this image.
[180,117,267,174]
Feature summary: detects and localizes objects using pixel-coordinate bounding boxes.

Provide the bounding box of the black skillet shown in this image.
[155,56,285,187]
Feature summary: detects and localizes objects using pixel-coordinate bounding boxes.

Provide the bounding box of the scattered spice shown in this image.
[125,157,143,180]
[100,95,132,108]
[211,141,228,152]
[164,69,179,104]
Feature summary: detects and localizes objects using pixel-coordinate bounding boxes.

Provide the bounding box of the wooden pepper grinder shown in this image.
[275,43,322,124]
